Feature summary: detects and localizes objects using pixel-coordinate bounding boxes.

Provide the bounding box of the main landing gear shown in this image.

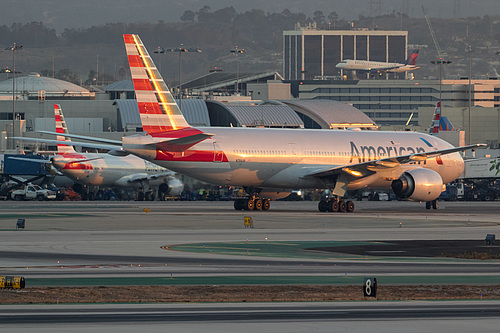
[234,198,271,211]
[425,199,438,210]
[318,198,355,213]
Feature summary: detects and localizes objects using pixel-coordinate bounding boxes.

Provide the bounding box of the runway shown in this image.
[1,301,500,332]
[1,200,499,330]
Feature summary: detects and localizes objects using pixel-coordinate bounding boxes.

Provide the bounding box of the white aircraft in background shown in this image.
[14,104,183,200]
[25,36,483,212]
[336,50,420,75]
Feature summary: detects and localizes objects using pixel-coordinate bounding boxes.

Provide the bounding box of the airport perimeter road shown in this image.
[0,200,499,282]
[1,301,500,332]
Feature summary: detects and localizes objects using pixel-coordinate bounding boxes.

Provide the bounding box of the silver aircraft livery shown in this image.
[116,34,483,212]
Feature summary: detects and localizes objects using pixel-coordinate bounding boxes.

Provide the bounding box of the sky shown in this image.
[1,0,497,33]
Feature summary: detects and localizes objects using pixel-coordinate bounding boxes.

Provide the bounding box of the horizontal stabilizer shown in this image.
[7,156,52,164]
[37,131,122,145]
[155,131,213,152]
[12,137,126,152]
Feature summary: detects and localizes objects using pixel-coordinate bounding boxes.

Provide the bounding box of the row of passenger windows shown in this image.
[232,150,350,157]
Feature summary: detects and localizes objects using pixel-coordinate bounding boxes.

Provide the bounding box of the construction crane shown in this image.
[422,6,443,59]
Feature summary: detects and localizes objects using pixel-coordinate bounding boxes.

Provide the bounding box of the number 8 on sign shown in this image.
[363,277,377,297]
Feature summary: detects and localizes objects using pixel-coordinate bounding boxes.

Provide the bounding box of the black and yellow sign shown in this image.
[0,276,25,289]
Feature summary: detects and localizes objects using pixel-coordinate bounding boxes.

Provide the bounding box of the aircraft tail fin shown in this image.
[429,101,457,135]
[429,102,441,135]
[404,49,419,66]
[54,104,77,154]
[123,34,191,134]
[439,116,456,132]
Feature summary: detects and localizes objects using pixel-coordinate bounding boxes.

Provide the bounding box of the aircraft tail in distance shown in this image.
[439,116,456,132]
[429,101,456,135]
[54,104,77,154]
[123,34,191,134]
[404,50,419,66]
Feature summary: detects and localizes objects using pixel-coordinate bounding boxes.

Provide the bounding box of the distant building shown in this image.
[283,28,408,80]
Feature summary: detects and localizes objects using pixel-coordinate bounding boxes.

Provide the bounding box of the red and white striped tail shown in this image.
[430,101,441,135]
[124,34,191,134]
[54,104,76,154]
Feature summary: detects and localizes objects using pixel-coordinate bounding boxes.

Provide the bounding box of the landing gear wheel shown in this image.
[234,200,244,210]
[425,201,431,209]
[346,200,355,213]
[338,201,347,213]
[432,199,438,209]
[254,199,263,210]
[244,199,255,211]
[318,200,328,212]
[328,200,339,212]
[137,192,144,201]
[262,199,271,211]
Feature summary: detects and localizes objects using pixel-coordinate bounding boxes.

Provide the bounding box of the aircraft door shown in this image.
[213,142,224,163]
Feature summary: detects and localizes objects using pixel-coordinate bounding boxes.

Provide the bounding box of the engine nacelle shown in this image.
[159,178,183,197]
[391,169,444,202]
[72,183,83,193]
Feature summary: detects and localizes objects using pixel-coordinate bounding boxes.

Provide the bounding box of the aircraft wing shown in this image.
[12,137,127,153]
[116,171,174,185]
[305,143,486,179]
[147,171,176,180]
[37,131,122,145]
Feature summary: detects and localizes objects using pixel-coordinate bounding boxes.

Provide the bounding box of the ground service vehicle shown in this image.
[11,184,56,201]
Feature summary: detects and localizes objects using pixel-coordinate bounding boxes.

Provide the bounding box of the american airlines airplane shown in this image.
[29,36,481,211]
[14,104,183,200]
[335,50,420,74]
[112,34,483,212]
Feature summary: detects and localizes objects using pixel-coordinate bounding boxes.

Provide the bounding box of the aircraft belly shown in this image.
[152,161,237,186]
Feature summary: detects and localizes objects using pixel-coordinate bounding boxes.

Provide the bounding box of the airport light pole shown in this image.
[431,58,452,108]
[5,43,23,151]
[153,47,165,76]
[468,45,473,145]
[230,46,245,94]
[166,45,201,111]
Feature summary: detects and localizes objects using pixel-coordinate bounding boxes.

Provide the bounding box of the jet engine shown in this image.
[391,168,444,202]
[159,178,183,197]
[72,183,83,193]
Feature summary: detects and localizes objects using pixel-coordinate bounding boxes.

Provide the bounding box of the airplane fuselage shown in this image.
[335,59,418,73]
[123,128,464,192]
[51,153,168,187]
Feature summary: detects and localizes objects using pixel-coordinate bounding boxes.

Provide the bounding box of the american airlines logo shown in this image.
[350,141,426,163]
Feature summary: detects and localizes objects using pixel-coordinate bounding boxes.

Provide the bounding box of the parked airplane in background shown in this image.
[14,104,183,200]
[113,35,482,212]
[336,50,419,75]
